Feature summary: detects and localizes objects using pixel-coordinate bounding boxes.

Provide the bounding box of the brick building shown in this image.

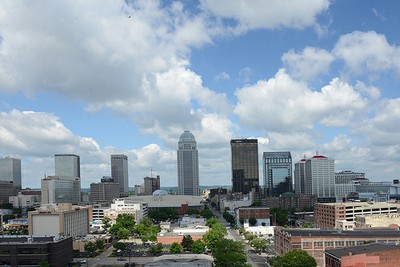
[314,202,400,229]
[325,243,400,267]
[264,193,317,210]
[274,228,400,267]
[236,206,270,226]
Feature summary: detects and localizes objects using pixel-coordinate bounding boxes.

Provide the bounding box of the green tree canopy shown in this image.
[169,242,183,254]
[191,240,206,254]
[249,217,257,226]
[203,229,225,251]
[249,238,267,254]
[181,235,194,251]
[149,243,163,256]
[212,238,248,267]
[269,250,317,267]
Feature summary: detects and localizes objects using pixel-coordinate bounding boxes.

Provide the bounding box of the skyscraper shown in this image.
[0,157,21,203]
[41,176,81,204]
[144,175,160,195]
[177,130,199,196]
[263,151,292,197]
[231,139,259,194]
[54,154,80,178]
[294,156,307,195]
[111,154,129,194]
[305,152,335,202]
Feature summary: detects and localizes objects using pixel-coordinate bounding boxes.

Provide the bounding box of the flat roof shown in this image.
[279,228,400,237]
[316,202,400,207]
[326,243,400,258]
[144,254,213,267]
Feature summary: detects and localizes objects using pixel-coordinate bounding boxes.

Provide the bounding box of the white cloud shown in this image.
[214,72,231,81]
[282,47,334,80]
[333,31,400,75]
[200,0,330,32]
[238,67,253,84]
[234,69,368,132]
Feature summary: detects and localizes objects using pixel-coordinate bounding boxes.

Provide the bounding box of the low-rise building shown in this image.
[28,203,90,238]
[144,254,213,267]
[275,228,400,267]
[236,206,270,227]
[89,176,119,204]
[325,243,400,267]
[9,192,40,208]
[0,236,73,266]
[105,198,148,224]
[355,213,400,228]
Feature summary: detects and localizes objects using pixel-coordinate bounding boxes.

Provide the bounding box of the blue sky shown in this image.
[1,0,400,188]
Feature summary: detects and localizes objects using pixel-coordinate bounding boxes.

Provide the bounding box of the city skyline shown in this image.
[1,1,400,188]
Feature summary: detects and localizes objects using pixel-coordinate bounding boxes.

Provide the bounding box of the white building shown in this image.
[305,152,335,201]
[105,198,148,224]
[335,171,368,202]
[41,176,81,204]
[28,203,90,237]
[177,130,200,196]
[294,157,307,195]
[9,192,39,208]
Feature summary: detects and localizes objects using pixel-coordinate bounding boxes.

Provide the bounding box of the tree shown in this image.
[169,242,182,254]
[269,250,317,267]
[95,239,105,251]
[181,235,194,251]
[116,227,131,240]
[84,241,97,253]
[113,242,126,251]
[200,208,214,219]
[203,229,224,251]
[191,240,206,254]
[212,238,248,267]
[249,217,257,226]
[116,214,136,232]
[149,243,163,255]
[103,217,112,231]
[249,238,267,254]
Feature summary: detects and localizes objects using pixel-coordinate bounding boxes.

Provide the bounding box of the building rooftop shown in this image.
[316,202,400,207]
[278,228,400,237]
[144,254,213,267]
[326,243,400,258]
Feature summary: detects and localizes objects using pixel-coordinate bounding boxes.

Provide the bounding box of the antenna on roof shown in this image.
[316,150,319,156]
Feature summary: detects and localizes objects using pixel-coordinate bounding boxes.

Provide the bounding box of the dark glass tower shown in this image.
[231,139,259,194]
[263,151,292,197]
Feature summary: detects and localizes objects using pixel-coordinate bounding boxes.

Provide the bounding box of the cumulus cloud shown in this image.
[234,69,368,132]
[333,31,400,75]
[200,0,330,33]
[282,47,334,80]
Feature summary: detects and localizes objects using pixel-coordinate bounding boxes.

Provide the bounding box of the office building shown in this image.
[335,170,368,202]
[41,176,81,204]
[177,130,199,196]
[54,154,80,177]
[28,203,90,237]
[89,176,119,203]
[231,139,259,194]
[144,175,160,195]
[305,152,335,202]
[275,228,400,267]
[111,154,129,194]
[263,151,292,197]
[0,236,73,267]
[294,156,307,195]
[0,157,21,203]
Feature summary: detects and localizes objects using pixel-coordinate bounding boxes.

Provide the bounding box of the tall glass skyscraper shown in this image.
[111,154,129,194]
[177,130,199,196]
[263,152,292,197]
[0,157,21,203]
[54,154,80,177]
[294,156,307,195]
[231,139,259,194]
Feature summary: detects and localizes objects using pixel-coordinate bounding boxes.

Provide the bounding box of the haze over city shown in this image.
[1,0,400,188]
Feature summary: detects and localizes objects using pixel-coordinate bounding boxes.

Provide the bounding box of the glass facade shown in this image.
[54,154,80,177]
[177,130,199,196]
[111,154,129,193]
[231,139,259,194]
[263,152,292,197]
